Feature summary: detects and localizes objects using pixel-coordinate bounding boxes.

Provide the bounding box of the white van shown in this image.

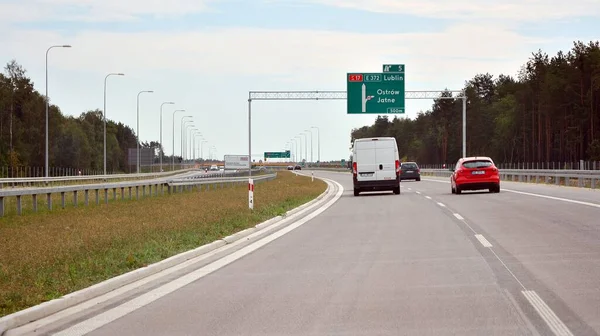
[351,137,401,196]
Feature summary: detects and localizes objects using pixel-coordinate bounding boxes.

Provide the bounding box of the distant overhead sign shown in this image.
[264,151,291,159]
[224,155,250,169]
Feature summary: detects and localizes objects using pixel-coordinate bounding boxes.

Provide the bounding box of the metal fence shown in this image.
[420,161,600,170]
[420,169,600,189]
[0,170,276,217]
[0,169,195,188]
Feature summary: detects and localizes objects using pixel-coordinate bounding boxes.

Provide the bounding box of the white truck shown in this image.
[351,137,401,196]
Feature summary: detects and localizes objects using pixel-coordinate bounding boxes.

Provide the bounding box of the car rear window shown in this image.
[402,163,418,169]
[462,160,493,168]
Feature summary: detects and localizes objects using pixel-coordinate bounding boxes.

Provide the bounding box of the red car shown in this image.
[450,156,500,194]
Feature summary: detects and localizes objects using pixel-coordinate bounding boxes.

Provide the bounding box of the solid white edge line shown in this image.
[52,180,344,336]
[522,290,574,336]
[503,189,600,209]
[474,234,493,248]
[453,213,464,220]
[436,202,446,207]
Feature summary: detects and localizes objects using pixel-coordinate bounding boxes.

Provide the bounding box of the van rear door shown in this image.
[355,140,377,182]
[375,139,397,181]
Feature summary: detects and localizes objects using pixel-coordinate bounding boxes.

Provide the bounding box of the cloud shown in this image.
[284,0,600,22]
[0,0,217,23]
[2,23,547,86]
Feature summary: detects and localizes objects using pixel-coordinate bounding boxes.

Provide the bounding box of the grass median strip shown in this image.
[0,171,327,317]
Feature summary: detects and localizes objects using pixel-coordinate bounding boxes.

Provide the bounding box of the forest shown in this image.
[351,41,600,168]
[0,60,181,176]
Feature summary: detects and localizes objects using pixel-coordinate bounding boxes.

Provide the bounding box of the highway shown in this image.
[6,170,600,335]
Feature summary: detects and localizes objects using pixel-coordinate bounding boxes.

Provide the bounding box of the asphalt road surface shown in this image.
[12,171,600,336]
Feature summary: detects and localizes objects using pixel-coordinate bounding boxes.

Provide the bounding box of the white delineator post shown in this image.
[312,171,314,182]
[248,178,254,210]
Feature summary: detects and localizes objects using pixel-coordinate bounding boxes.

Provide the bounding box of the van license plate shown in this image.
[472,171,485,175]
[360,173,373,177]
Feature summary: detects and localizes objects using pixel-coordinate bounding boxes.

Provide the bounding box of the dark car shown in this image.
[294,165,302,170]
[400,162,421,181]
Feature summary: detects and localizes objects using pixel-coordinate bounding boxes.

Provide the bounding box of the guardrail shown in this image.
[0,169,195,188]
[420,169,600,189]
[0,172,277,217]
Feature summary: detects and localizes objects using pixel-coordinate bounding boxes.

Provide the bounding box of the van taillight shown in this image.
[395,160,400,174]
[352,162,357,175]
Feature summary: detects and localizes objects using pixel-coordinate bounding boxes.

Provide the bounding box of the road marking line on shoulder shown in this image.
[425,196,432,200]
[503,189,600,209]
[436,202,446,207]
[415,191,421,195]
[423,178,600,209]
[407,187,412,191]
[522,290,574,336]
[453,213,464,220]
[52,181,344,336]
[474,234,492,247]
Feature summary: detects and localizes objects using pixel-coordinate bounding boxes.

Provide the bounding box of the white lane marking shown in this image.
[422,178,449,184]
[453,213,464,220]
[425,196,432,200]
[488,248,527,290]
[474,234,492,247]
[415,191,421,195]
[522,290,574,336]
[408,187,412,191]
[52,181,344,336]
[436,202,446,207]
[503,188,600,209]
[423,178,600,209]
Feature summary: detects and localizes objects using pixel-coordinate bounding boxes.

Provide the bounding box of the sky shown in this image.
[1,0,599,162]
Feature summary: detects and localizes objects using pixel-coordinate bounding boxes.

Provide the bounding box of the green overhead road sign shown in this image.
[264,151,291,159]
[347,70,405,114]
[383,64,404,73]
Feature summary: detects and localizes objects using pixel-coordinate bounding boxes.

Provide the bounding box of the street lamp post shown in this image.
[311,126,320,163]
[195,134,203,159]
[159,102,175,172]
[201,140,208,161]
[291,138,297,162]
[103,72,124,175]
[136,90,154,174]
[305,129,313,164]
[180,116,192,164]
[45,44,71,177]
[299,133,307,164]
[183,123,194,165]
[295,136,302,162]
[189,128,197,161]
[172,110,186,170]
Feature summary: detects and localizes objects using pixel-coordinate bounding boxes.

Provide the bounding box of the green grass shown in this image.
[0,171,326,317]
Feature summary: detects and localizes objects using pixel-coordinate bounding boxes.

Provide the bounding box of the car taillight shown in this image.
[352,162,357,176]
[417,168,420,173]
